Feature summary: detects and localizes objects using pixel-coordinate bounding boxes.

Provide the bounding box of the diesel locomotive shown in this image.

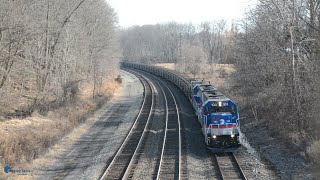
[191,80,240,152]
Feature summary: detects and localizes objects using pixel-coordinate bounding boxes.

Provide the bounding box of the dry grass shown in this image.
[158,63,235,90]
[79,79,120,100]
[99,79,120,96]
[194,64,235,90]
[0,78,120,179]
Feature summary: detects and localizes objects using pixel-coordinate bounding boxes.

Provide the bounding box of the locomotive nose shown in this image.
[217,112,232,124]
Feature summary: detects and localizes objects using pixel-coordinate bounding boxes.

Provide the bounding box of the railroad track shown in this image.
[100,69,186,179]
[214,152,247,180]
[126,69,184,179]
[121,70,166,179]
[151,75,182,180]
[99,72,154,179]
[124,69,184,179]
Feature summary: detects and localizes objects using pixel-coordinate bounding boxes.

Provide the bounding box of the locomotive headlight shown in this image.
[231,134,235,138]
[218,101,222,107]
[212,135,217,139]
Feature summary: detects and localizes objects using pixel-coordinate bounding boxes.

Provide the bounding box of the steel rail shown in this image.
[213,154,224,180]
[122,70,159,179]
[154,79,170,180]
[99,72,154,180]
[231,153,247,180]
[152,75,181,180]
[214,153,247,180]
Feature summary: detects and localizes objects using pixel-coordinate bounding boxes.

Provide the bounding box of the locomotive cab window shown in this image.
[211,104,229,113]
[203,107,209,115]
[231,105,236,114]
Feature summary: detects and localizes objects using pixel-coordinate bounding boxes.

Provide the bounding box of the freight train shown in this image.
[122,63,241,152]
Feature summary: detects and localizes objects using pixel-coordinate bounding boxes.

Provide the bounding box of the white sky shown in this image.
[106,0,257,28]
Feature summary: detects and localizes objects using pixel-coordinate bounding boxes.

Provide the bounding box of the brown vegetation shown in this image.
[155,63,176,70]
[0,0,120,177]
[0,78,120,178]
[231,0,320,157]
[0,0,120,117]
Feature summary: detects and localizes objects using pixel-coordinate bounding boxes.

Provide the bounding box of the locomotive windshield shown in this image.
[211,105,229,113]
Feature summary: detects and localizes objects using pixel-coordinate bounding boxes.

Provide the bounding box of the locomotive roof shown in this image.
[193,81,230,101]
[197,83,228,101]
[199,85,216,91]
[203,92,226,99]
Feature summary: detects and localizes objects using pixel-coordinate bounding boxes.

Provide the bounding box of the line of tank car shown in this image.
[123,63,241,152]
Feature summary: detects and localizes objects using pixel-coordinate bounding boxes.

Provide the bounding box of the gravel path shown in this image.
[34,70,144,179]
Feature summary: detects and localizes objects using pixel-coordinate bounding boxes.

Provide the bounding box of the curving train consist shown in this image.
[122,62,241,152]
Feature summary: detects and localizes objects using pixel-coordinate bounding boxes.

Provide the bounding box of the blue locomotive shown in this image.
[191,80,241,152]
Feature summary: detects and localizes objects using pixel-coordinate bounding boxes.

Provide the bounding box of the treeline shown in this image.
[0,0,119,115]
[121,21,237,77]
[120,0,320,140]
[234,0,320,139]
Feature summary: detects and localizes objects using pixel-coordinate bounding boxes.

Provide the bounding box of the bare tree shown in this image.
[176,44,206,78]
[233,0,319,136]
[199,20,227,64]
[0,0,120,114]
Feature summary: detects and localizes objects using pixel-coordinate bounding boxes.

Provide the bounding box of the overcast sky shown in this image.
[106,0,257,28]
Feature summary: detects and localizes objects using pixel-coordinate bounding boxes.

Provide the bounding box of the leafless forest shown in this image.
[121,0,320,165]
[0,0,120,168]
[0,0,120,116]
